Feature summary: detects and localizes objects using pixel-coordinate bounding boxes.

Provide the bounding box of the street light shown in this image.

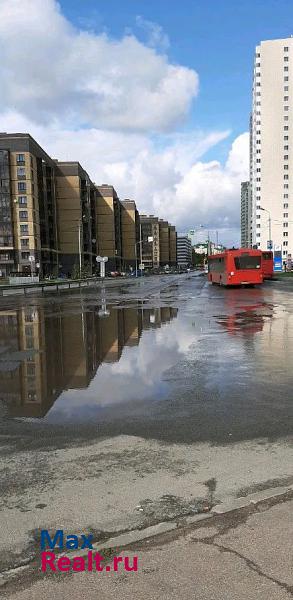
[259,207,272,248]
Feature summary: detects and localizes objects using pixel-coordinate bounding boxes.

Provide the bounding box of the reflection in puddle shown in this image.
[0,305,177,420]
[216,302,274,336]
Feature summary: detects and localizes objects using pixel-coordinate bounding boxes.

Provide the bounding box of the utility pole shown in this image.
[139,222,143,277]
[78,220,82,279]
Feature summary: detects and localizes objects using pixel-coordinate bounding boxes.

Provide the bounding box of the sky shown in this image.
[1,0,293,246]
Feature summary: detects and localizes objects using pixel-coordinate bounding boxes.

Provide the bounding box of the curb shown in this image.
[91,484,293,552]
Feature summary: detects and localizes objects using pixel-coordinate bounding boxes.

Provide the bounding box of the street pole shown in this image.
[139,222,143,277]
[78,220,82,279]
[134,242,138,278]
[259,207,272,250]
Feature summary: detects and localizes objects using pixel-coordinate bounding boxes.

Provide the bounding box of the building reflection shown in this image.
[0,305,177,418]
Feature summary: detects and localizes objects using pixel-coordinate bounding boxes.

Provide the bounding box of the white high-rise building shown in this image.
[251,37,293,261]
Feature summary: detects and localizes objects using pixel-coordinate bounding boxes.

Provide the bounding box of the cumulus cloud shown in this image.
[0,0,248,245]
[136,15,170,51]
[0,0,198,132]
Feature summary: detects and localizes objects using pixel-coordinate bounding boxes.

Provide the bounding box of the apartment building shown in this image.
[0,133,58,277]
[95,185,122,271]
[169,224,177,266]
[177,235,192,266]
[140,215,160,269]
[121,199,140,270]
[159,219,170,266]
[251,37,293,261]
[54,161,96,277]
[241,181,252,247]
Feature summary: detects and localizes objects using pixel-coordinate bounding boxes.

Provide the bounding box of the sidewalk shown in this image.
[4,494,293,599]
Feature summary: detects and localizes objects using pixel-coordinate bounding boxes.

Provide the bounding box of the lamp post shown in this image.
[259,207,272,249]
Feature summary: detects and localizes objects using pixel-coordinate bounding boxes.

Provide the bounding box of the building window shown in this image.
[256,140,261,144]
[284,174,289,179]
[284,213,289,218]
[284,56,289,61]
[20,238,29,248]
[284,165,289,169]
[256,158,261,163]
[284,203,289,208]
[16,154,25,164]
[17,166,26,178]
[284,116,289,121]
[256,168,261,172]
[284,85,289,91]
[284,46,289,52]
[284,155,289,159]
[256,186,261,191]
[284,135,289,140]
[284,183,289,189]
[284,241,288,246]
[20,224,29,235]
[256,214,261,219]
[256,233,261,237]
[18,196,27,206]
[19,210,28,221]
[283,222,289,227]
[256,177,261,182]
[256,224,261,228]
[284,66,289,71]
[21,252,30,260]
[284,96,289,101]
[284,147,289,151]
[18,182,26,192]
[284,105,289,111]
[284,76,289,81]
[284,250,288,256]
[284,232,288,237]
[284,126,289,130]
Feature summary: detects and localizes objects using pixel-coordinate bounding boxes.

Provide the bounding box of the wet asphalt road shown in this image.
[0,273,293,587]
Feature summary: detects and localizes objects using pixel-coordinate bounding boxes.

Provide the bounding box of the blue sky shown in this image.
[1,0,292,244]
[61,0,293,161]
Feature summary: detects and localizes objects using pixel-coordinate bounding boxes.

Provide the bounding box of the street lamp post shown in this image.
[259,207,272,248]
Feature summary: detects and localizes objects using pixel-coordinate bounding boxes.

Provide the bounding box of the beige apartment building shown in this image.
[0,133,58,277]
[121,199,140,271]
[55,161,96,277]
[159,219,170,266]
[95,184,122,271]
[251,37,293,261]
[168,224,177,266]
[140,215,160,269]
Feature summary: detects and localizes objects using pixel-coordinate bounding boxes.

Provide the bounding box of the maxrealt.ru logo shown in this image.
[40,530,138,573]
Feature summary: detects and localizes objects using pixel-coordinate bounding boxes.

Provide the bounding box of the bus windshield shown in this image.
[234,255,261,270]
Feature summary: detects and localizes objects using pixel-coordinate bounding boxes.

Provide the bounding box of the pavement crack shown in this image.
[207,539,293,596]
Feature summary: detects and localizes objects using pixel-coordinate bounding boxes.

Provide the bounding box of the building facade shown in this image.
[55,161,96,277]
[0,133,58,277]
[140,215,160,269]
[251,37,293,261]
[95,185,122,272]
[241,181,252,247]
[159,219,170,266]
[177,235,192,266]
[121,199,140,271]
[168,225,177,266]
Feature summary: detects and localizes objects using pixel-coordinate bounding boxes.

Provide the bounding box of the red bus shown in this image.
[208,249,263,286]
[261,251,274,279]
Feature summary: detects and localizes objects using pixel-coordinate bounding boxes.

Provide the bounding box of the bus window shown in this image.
[234,255,261,270]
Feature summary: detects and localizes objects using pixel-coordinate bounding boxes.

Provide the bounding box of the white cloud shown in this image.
[135,15,170,51]
[0,110,248,245]
[0,0,249,245]
[0,0,198,132]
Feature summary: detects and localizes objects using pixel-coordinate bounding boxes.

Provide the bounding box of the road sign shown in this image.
[96,256,108,263]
